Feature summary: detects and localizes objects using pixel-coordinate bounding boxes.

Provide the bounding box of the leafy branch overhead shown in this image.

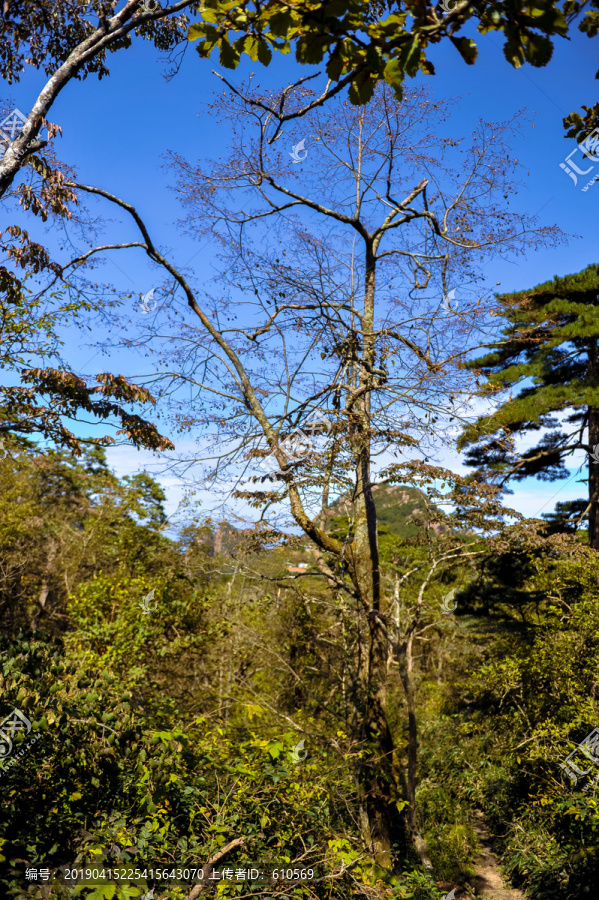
[0,369,175,455]
[187,0,568,106]
[0,0,202,200]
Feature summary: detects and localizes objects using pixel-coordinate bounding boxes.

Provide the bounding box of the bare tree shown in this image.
[60,79,561,865]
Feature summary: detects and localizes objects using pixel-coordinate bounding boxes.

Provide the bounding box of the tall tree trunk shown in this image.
[397,640,432,869]
[588,339,599,549]
[31,539,57,630]
[351,242,395,868]
[589,407,599,549]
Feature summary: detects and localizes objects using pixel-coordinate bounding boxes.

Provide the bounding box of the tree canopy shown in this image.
[1,6,598,900]
[188,0,570,110]
[461,263,599,547]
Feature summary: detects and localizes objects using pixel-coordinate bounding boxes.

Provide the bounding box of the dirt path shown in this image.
[439,811,526,899]
[467,810,526,899]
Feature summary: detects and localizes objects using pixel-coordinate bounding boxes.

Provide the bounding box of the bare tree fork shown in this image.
[213,70,361,144]
[0,0,199,199]
[64,179,346,561]
[182,837,246,900]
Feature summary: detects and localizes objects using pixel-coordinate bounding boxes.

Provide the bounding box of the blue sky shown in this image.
[4,13,599,526]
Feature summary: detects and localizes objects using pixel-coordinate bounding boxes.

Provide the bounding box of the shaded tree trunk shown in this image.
[31,539,57,630]
[353,468,395,868]
[397,639,432,869]
[588,339,599,550]
[589,407,599,550]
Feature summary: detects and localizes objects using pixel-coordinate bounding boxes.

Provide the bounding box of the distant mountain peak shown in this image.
[325,483,448,538]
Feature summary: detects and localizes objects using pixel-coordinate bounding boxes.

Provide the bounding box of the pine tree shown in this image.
[461,263,599,548]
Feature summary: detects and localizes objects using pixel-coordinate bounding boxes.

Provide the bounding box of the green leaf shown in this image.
[383,57,405,91]
[450,35,478,65]
[267,10,293,37]
[365,43,384,74]
[398,34,421,78]
[244,36,260,61]
[546,8,568,37]
[295,34,326,65]
[379,12,407,31]
[267,740,285,759]
[257,38,272,66]
[200,8,222,24]
[119,888,141,900]
[523,33,553,67]
[85,886,116,900]
[187,23,204,41]
[219,38,241,69]
[326,50,344,82]
[348,72,376,105]
[502,36,525,68]
[324,0,348,16]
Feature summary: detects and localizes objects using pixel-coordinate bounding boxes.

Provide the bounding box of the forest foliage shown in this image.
[1,4,599,899]
[1,446,598,900]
